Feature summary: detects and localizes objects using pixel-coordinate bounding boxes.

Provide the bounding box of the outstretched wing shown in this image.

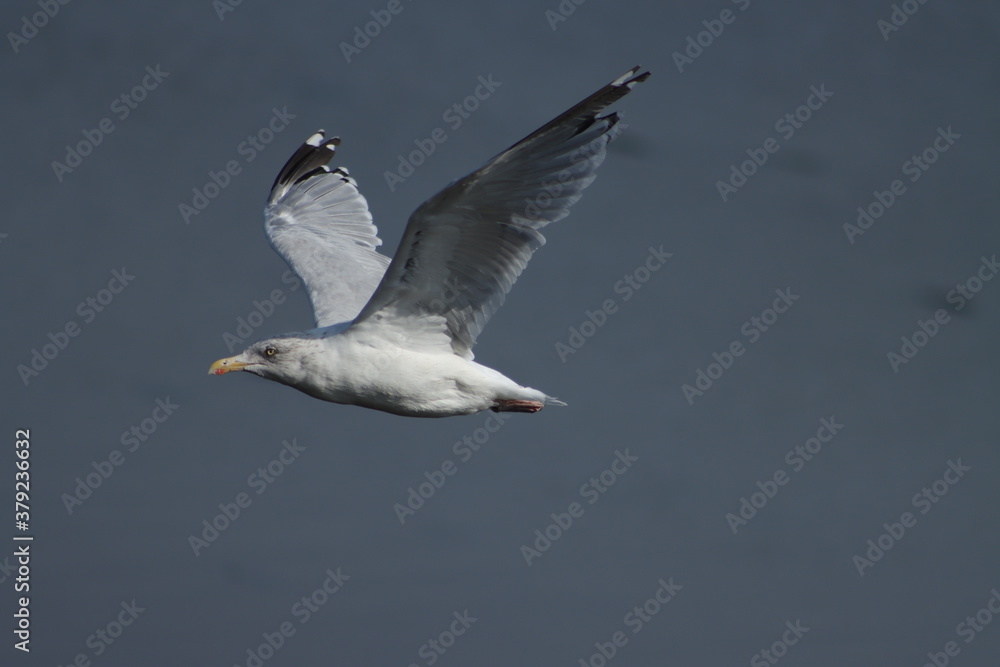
[264,131,391,328]
[352,67,650,358]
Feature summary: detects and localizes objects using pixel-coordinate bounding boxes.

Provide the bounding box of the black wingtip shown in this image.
[509,66,651,146]
[616,66,652,89]
[269,130,343,201]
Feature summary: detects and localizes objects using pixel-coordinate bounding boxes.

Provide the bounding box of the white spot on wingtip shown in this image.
[611,67,638,87]
[306,131,326,146]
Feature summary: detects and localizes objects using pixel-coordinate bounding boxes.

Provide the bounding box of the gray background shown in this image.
[3,0,999,665]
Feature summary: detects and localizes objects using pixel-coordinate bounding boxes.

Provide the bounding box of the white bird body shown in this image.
[210,67,649,417]
[257,330,548,417]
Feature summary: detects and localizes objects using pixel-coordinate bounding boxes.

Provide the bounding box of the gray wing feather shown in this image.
[264,131,390,328]
[352,67,650,358]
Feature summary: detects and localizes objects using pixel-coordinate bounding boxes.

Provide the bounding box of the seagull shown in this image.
[209,67,649,417]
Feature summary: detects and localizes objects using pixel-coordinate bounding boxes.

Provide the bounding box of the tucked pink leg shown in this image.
[491,399,544,413]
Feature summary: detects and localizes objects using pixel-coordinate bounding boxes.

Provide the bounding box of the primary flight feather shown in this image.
[209,67,650,417]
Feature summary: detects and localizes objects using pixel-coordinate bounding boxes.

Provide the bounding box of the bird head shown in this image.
[209,336,316,387]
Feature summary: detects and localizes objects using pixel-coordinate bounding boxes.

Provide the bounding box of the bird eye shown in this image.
[264,346,278,357]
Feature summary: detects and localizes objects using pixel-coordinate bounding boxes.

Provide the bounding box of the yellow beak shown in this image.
[209,355,249,375]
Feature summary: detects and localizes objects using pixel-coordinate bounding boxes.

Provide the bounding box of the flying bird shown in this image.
[210,67,649,417]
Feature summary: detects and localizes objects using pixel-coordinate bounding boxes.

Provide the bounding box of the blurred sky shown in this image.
[3,1,1000,665]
